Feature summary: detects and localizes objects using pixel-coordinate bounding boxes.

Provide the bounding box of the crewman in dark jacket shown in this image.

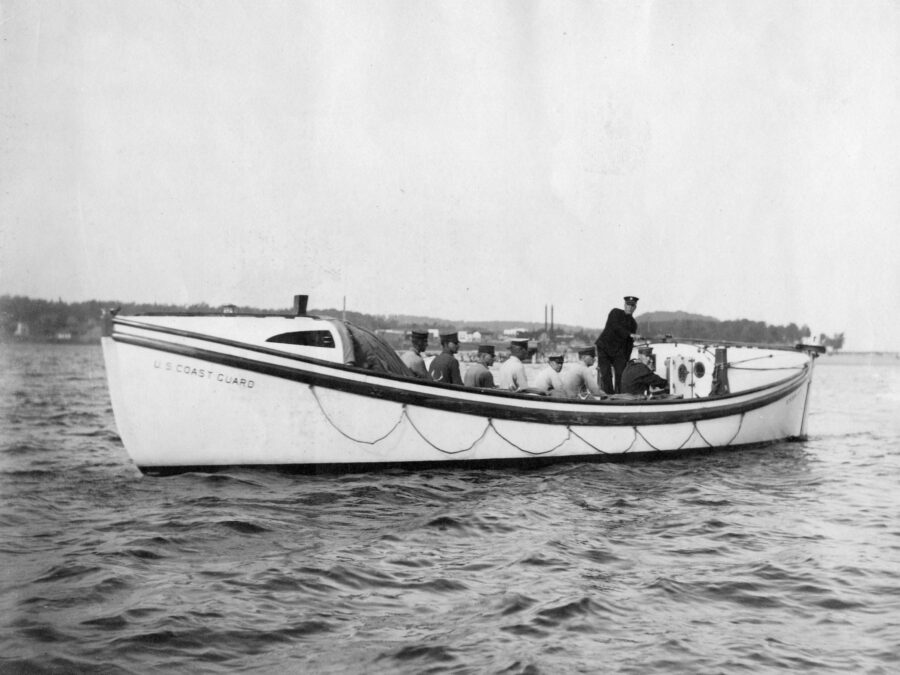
[595,296,642,393]
[463,345,496,388]
[428,330,463,385]
[620,346,669,396]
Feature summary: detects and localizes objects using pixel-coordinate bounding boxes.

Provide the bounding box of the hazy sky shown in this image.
[2,1,899,349]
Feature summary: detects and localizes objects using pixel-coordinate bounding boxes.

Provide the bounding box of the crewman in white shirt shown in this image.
[496,339,530,391]
[561,347,605,398]
[533,354,566,397]
[400,330,430,379]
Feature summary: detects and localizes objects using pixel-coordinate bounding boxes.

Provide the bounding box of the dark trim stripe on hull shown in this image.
[112,331,810,427]
[137,439,800,476]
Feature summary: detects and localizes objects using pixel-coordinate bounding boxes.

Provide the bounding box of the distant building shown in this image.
[14,322,30,338]
[502,328,529,337]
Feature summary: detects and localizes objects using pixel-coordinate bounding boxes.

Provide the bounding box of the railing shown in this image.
[646,335,825,354]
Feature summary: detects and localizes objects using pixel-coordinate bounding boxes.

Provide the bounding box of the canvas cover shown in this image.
[340,321,416,378]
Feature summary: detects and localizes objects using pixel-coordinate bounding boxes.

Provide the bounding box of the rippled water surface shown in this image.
[2,344,899,673]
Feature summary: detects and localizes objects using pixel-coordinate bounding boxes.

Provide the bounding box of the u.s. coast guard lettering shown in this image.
[153,360,255,388]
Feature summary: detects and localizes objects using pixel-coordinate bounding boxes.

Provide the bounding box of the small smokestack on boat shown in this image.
[293,295,308,316]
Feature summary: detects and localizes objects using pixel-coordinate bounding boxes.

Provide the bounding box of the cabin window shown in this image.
[266,330,335,348]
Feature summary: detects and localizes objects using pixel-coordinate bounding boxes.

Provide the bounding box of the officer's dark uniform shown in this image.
[595,297,639,393]
[620,358,668,396]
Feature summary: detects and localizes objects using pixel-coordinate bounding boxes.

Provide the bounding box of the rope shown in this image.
[312,383,748,457]
[568,426,638,455]
[677,424,700,450]
[489,420,572,455]
[726,412,745,445]
[690,413,745,448]
[728,365,805,371]
[310,385,404,445]
[404,408,492,455]
[726,355,774,366]
[692,421,713,448]
[312,384,565,456]
[633,427,664,451]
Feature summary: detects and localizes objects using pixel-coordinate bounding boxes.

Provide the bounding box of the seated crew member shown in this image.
[401,330,430,379]
[428,330,463,385]
[620,346,669,396]
[496,339,530,391]
[464,345,496,388]
[532,354,566,397]
[561,347,605,398]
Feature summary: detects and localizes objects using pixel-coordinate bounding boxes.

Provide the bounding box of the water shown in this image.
[2,344,899,674]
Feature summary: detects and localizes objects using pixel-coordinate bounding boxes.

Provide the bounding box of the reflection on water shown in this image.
[1,345,898,673]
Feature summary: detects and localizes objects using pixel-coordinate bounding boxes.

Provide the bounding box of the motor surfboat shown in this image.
[101,295,825,474]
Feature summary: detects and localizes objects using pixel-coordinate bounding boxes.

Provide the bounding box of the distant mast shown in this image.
[342,296,346,322]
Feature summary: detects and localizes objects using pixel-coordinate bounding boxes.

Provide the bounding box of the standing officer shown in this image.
[595,296,642,393]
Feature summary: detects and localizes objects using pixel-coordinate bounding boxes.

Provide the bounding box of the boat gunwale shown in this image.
[112,316,809,397]
[109,319,812,427]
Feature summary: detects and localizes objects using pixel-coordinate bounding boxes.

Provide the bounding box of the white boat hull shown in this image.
[101,312,819,472]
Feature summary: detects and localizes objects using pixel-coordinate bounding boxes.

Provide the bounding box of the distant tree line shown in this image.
[0,296,225,343]
[641,317,842,350]
[818,332,845,350]
[0,295,845,350]
[0,296,462,344]
[641,317,814,346]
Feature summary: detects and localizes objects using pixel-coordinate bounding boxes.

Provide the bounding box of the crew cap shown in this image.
[578,347,595,357]
[624,296,639,305]
[410,330,429,340]
[510,339,529,350]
